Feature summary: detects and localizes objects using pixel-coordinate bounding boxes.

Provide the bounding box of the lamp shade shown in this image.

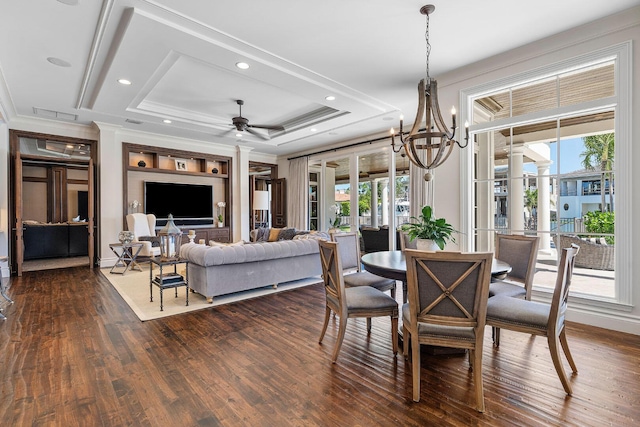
[253,191,270,210]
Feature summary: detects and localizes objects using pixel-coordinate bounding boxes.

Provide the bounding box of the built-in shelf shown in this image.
[122,143,233,242]
[126,144,229,178]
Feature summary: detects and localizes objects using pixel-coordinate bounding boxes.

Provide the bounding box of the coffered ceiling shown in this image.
[0,0,637,156]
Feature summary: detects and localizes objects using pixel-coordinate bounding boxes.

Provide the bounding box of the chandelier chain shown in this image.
[425,11,431,83]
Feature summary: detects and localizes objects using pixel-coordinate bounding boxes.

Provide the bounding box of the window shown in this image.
[462,42,631,306]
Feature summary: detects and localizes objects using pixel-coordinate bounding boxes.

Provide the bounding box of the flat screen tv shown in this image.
[144,181,213,226]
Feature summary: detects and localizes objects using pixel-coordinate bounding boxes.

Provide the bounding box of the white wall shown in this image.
[0,122,9,277]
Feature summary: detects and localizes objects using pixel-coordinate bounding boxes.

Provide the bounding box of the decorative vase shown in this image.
[416,238,440,251]
[137,160,146,167]
[212,168,218,174]
[118,231,135,244]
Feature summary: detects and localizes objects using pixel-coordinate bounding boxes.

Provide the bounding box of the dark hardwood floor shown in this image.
[1,267,638,426]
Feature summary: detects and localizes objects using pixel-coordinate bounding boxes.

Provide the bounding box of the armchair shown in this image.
[126,213,161,257]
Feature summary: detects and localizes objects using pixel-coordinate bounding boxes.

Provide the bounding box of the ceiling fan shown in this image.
[230,100,285,140]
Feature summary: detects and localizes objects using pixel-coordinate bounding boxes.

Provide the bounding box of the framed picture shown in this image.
[175,159,187,171]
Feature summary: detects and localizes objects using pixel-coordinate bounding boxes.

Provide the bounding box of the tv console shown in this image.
[179,226,230,244]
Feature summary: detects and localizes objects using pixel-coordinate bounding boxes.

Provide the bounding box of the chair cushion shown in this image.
[486,296,549,330]
[344,271,396,291]
[345,286,398,315]
[402,304,475,341]
[489,280,526,298]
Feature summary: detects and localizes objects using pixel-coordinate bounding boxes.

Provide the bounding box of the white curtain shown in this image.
[288,157,309,230]
[410,164,432,218]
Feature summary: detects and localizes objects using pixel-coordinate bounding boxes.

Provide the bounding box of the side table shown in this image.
[149,257,189,311]
[109,242,144,274]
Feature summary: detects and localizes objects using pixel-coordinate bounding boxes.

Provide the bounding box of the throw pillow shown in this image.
[268,228,282,242]
[255,227,271,242]
[277,227,297,241]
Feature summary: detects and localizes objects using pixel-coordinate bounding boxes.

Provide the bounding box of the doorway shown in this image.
[9,130,97,275]
[249,162,283,232]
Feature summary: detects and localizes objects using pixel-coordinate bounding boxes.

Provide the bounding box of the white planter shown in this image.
[218,223,224,228]
[416,239,440,251]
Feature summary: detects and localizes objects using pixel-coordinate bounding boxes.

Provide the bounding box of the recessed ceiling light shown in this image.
[235,62,250,70]
[57,0,79,5]
[66,144,74,149]
[118,79,132,85]
[47,57,71,67]
[163,119,172,124]
[310,128,317,132]
[325,95,336,101]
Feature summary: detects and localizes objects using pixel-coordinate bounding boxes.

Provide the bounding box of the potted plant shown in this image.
[401,205,456,250]
[217,201,226,227]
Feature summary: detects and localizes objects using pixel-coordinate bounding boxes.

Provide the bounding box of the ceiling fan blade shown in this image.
[248,124,285,131]
[246,127,270,140]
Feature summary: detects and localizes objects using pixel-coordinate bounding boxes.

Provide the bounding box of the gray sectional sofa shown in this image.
[180,239,323,302]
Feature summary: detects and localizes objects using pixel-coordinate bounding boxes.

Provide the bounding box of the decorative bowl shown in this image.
[118,231,135,244]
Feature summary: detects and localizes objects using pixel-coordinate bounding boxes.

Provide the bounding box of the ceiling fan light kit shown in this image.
[390,4,469,180]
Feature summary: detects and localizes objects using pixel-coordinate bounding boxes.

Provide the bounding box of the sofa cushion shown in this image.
[209,240,245,247]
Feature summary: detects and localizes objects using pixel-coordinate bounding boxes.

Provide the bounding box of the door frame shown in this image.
[9,130,98,275]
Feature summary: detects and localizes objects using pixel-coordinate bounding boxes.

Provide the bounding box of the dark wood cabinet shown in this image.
[182,226,230,244]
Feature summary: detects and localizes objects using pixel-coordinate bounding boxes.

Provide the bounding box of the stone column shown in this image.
[508,144,525,233]
[371,179,379,228]
[380,179,389,226]
[537,160,552,253]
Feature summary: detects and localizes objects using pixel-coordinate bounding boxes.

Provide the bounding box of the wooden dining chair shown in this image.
[318,239,398,363]
[398,229,417,252]
[489,234,540,343]
[486,245,580,395]
[490,234,539,300]
[403,249,493,411]
[330,232,397,302]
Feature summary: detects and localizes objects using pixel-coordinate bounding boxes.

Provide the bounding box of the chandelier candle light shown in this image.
[390,4,469,181]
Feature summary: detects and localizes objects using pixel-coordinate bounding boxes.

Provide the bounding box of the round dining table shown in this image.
[360,250,511,354]
[361,250,512,302]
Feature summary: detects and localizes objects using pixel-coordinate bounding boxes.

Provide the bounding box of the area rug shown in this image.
[101,266,321,322]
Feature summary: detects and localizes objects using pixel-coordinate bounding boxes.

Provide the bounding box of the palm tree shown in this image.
[580,133,614,212]
[524,189,538,229]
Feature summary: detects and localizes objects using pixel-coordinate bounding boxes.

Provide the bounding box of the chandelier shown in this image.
[390,4,469,179]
